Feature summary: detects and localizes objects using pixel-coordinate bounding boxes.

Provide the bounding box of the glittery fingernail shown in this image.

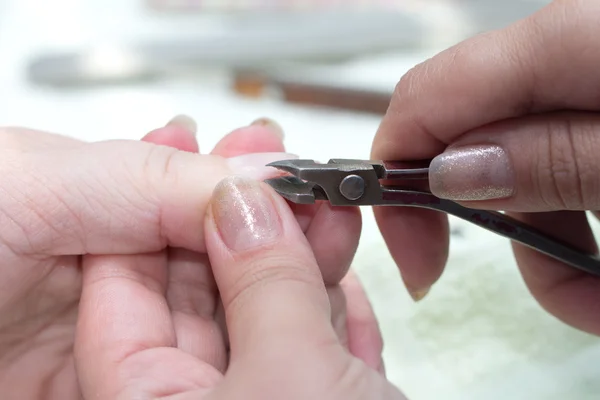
[429,145,515,201]
[211,176,281,253]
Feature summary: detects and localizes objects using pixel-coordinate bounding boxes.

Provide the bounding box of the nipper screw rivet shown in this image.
[339,175,365,201]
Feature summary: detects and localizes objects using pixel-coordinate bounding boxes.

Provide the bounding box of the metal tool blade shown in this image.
[264,176,327,204]
[265,160,320,177]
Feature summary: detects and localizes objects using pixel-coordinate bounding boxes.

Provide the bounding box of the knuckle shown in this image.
[537,118,598,209]
[395,64,422,101]
[223,251,322,311]
[140,145,183,245]
[394,57,439,105]
[142,144,181,186]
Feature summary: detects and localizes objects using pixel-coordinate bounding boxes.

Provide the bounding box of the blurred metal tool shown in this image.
[265,159,600,277]
[26,11,423,87]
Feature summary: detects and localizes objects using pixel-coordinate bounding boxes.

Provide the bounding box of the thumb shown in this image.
[204,176,342,361]
[427,112,600,211]
[3,137,294,256]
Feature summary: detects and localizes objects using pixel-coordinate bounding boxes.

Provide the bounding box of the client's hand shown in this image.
[74,171,404,399]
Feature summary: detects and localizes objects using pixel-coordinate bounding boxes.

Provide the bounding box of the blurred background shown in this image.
[3,1,600,399]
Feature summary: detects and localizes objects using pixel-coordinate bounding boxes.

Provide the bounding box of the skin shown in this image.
[74,174,403,399]
[0,119,384,398]
[8,0,600,395]
[372,0,600,335]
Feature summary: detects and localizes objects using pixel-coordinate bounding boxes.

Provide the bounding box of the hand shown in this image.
[0,117,287,397]
[0,116,371,398]
[74,172,403,399]
[371,0,600,334]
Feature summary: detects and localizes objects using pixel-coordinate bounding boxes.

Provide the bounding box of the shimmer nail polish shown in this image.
[429,145,515,201]
[211,176,281,252]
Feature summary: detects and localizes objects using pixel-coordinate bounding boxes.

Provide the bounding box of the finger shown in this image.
[327,284,348,348]
[141,116,285,158]
[210,118,285,157]
[166,248,228,371]
[143,116,228,370]
[143,116,295,370]
[142,115,361,288]
[0,138,297,256]
[372,1,600,164]
[204,176,339,358]
[291,202,362,285]
[425,112,600,333]
[143,117,289,370]
[428,112,600,210]
[340,270,385,374]
[142,115,199,153]
[0,126,84,150]
[216,114,359,286]
[507,210,600,335]
[75,252,222,398]
[370,0,597,298]
[373,207,449,299]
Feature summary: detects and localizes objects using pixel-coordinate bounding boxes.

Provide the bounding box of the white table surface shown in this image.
[1,1,598,399]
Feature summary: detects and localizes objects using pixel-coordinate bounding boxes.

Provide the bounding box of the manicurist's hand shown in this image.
[372,0,600,334]
[0,116,375,398]
[74,171,404,399]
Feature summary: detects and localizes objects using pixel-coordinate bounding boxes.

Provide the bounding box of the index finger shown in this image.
[373,0,600,161]
[370,0,600,295]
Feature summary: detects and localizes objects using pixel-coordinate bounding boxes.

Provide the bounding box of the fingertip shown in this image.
[211,122,285,157]
[373,207,449,296]
[508,211,600,335]
[341,270,384,372]
[142,126,200,153]
[306,203,362,285]
[165,114,198,135]
[250,117,284,139]
[204,176,337,355]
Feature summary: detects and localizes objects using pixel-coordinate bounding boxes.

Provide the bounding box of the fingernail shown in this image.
[166,114,197,135]
[211,176,281,252]
[409,287,430,302]
[429,144,515,201]
[226,152,298,180]
[251,117,284,139]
